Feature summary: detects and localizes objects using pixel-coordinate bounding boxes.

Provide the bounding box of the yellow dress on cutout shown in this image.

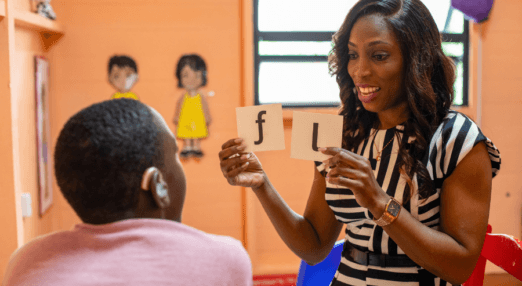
[176,93,208,139]
[111,92,139,100]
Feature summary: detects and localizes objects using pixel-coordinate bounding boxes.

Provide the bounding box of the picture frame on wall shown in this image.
[35,56,53,216]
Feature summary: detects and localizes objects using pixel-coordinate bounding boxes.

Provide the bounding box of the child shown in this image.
[108,55,139,100]
[173,54,212,159]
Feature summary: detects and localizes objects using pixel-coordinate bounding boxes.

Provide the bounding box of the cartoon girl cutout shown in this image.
[108,55,139,100]
[173,54,212,159]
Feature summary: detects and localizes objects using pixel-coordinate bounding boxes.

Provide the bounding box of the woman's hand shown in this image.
[320,147,388,210]
[219,138,266,189]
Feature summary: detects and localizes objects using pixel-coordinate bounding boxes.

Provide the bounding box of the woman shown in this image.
[219,0,500,285]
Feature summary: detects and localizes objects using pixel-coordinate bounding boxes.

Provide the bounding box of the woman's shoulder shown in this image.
[441,109,472,124]
[434,110,477,139]
[430,109,501,178]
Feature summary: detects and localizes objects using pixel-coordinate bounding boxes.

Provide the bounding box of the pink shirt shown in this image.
[3,219,253,286]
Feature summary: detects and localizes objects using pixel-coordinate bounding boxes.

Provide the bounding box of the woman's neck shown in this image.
[376,103,410,130]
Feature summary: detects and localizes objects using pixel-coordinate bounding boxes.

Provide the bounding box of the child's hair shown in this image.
[175,54,207,88]
[108,55,138,75]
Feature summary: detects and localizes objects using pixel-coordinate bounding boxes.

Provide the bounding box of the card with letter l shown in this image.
[291,111,343,161]
[236,104,285,152]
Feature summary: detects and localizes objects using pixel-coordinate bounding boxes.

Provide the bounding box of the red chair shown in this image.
[463,224,522,285]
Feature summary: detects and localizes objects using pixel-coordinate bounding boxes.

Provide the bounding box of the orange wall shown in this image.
[48,0,245,239]
[473,0,522,274]
[2,0,522,279]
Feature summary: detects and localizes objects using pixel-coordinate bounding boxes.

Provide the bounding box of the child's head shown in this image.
[108,55,139,93]
[175,54,207,90]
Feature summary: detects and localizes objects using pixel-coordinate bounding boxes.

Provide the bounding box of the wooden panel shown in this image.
[12,23,60,245]
[0,0,20,280]
[0,0,5,18]
[13,9,63,34]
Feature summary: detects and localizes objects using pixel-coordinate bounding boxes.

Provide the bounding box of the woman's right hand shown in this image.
[219,138,266,189]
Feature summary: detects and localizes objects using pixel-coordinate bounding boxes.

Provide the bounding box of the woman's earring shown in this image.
[353,87,357,95]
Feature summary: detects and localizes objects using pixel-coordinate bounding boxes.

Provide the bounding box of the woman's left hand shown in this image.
[320,147,387,210]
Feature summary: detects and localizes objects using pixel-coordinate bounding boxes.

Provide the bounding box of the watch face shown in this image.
[388,200,401,217]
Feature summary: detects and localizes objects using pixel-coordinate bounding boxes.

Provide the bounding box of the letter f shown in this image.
[254,111,267,145]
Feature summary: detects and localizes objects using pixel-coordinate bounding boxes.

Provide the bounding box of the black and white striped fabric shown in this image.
[315,111,501,286]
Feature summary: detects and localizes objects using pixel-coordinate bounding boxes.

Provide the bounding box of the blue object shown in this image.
[451,0,494,23]
[296,240,344,286]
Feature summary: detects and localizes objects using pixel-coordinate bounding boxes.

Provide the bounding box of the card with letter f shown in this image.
[291,111,343,161]
[236,104,285,152]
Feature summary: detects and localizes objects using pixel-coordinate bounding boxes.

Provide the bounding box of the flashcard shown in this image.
[290,111,343,161]
[236,104,285,152]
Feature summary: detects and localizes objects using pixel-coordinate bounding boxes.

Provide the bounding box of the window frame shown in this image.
[253,0,469,108]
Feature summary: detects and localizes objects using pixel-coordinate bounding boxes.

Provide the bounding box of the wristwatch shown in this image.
[373,197,401,227]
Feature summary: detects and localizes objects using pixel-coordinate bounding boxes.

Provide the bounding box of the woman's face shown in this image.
[180,65,202,91]
[347,14,407,118]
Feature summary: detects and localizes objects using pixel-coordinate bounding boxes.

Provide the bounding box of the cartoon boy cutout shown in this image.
[108,55,139,100]
[173,54,211,159]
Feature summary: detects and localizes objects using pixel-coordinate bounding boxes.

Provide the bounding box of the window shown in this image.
[254,0,469,107]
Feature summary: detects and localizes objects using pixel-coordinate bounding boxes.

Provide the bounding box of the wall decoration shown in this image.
[35,56,53,216]
[31,0,57,20]
[108,55,140,100]
[173,54,212,160]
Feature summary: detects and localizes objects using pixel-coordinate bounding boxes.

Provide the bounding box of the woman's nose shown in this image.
[351,58,371,79]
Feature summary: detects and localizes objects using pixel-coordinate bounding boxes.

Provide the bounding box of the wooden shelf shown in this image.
[0,1,6,19]
[13,9,64,50]
[14,9,63,34]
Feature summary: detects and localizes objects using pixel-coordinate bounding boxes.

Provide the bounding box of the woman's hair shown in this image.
[175,54,208,88]
[329,0,455,203]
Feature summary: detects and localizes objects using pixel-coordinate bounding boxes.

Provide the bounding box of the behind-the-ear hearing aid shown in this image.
[156,179,168,198]
[141,167,156,190]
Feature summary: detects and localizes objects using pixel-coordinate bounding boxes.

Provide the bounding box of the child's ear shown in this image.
[141,167,170,209]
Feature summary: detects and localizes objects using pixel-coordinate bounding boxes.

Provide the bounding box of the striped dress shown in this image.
[315,111,501,286]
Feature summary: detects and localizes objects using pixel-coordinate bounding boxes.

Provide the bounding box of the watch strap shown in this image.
[373,197,401,227]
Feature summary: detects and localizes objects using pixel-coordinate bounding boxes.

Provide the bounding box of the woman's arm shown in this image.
[322,141,492,284]
[252,166,344,265]
[373,142,492,284]
[218,139,343,264]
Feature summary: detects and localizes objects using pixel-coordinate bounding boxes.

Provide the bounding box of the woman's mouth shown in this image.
[357,87,381,103]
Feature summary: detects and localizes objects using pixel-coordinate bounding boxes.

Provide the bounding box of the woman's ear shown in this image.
[141,167,171,209]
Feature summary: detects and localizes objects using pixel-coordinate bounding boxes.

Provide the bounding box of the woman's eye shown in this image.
[348,53,357,60]
[374,54,388,61]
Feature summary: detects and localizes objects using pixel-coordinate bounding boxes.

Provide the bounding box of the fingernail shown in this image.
[319,147,326,152]
[237,145,245,150]
[234,138,243,143]
[240,155,248,160]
